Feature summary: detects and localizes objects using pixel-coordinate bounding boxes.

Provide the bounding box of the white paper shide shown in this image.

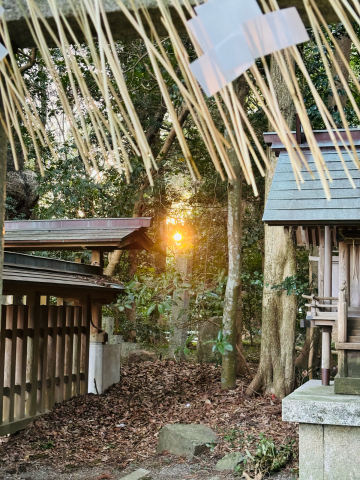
[188,0,309,96]
[0,7,8,62]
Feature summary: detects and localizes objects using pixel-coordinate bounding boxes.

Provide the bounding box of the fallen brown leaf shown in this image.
[0,361,297,473]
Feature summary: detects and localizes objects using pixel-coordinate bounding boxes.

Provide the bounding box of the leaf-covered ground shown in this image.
[0,361,298,478]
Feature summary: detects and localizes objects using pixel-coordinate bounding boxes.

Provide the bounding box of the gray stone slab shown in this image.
[215,451,244,471]
[119,468,151,480]
[157,424,219,458]
[282,379,360,426]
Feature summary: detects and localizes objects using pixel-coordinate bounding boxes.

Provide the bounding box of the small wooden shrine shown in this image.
[0,217,153,434]
[263,128,360,394]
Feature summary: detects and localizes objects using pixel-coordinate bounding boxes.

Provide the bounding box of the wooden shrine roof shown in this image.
[4,218,154,252]
[263,129,360,227]
[2,252,124,299]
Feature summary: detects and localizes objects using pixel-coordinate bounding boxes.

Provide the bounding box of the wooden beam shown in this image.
[91,251,104,272]
[339,242,350,304]
[319,229,325,298]
[2,1,338,52]
[324,226,332,299]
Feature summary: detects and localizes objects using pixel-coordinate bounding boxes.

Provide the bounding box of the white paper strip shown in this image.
[243,8,309,59]
[0,43,8,62]
[0,6,8,61]
[190,52,253,97]
[189,0,309,97]
[190,0,262,53]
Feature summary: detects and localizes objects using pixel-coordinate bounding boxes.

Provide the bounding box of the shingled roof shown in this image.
[2,252,123,300]
[4,218,154,252]
[262,129,360,227]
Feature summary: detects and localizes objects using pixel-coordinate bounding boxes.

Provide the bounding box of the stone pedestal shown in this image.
[283,380,360,480]
[88,342,121,394]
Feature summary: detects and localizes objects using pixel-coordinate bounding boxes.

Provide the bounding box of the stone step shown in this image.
[119,469,151,480]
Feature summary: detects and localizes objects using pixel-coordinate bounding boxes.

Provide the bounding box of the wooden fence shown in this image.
[0,304,90,435]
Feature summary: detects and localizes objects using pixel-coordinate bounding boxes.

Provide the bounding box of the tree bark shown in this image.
[221,154,242,389]
[247,56,297,398]
[295,327,311,370]
[154,218,166,273]
[221,77,247,389]
[104,250,123,276]
[0,101,7,311]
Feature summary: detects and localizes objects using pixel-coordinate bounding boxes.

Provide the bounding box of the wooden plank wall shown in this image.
[0,304,90,436]
[350,244,360,308]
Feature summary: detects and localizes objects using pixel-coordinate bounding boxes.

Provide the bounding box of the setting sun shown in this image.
[173,233,182,242]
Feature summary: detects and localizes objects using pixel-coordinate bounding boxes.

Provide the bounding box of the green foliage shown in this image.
[270,247,317,322]
[113,268,228,344]
[39,440,54,450]
[235,435,295,476]
[223,428,245,448]
[300,23,360,129]
[174,334,196,357]
[204,330,233,355]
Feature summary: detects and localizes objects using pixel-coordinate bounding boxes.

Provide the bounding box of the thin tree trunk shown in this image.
[295,327,311,370]
[0,101,7,311]
[104,250,123,276]
[308,327,321,378]
[221,77,247,389]
[221,136,242,389]
[154,218,166,273]
[247,56,297,398]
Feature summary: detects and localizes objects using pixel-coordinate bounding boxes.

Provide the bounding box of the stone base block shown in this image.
[299,423,360,480]
[283,380,360,480]
[88,343,121,394]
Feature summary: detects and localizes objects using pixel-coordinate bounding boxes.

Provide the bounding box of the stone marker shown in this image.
[215,451,245,471]
[197,317,222,363]
[157,424,219,458]
[168,256,192,359]
[128,349,157,364]
[119,468,151,480]
[121,342,140,360]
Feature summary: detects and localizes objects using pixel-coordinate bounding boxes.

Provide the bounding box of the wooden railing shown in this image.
[0,304,90,436]
[303,294,339,327]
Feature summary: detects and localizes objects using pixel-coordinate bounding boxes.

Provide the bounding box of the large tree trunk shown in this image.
[247,57,297,398]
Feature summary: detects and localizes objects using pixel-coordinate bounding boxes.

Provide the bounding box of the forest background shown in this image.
[5,21,358,398]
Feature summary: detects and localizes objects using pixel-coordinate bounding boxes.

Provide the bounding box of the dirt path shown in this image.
[0,362,299,480]
[0,459,298,480]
